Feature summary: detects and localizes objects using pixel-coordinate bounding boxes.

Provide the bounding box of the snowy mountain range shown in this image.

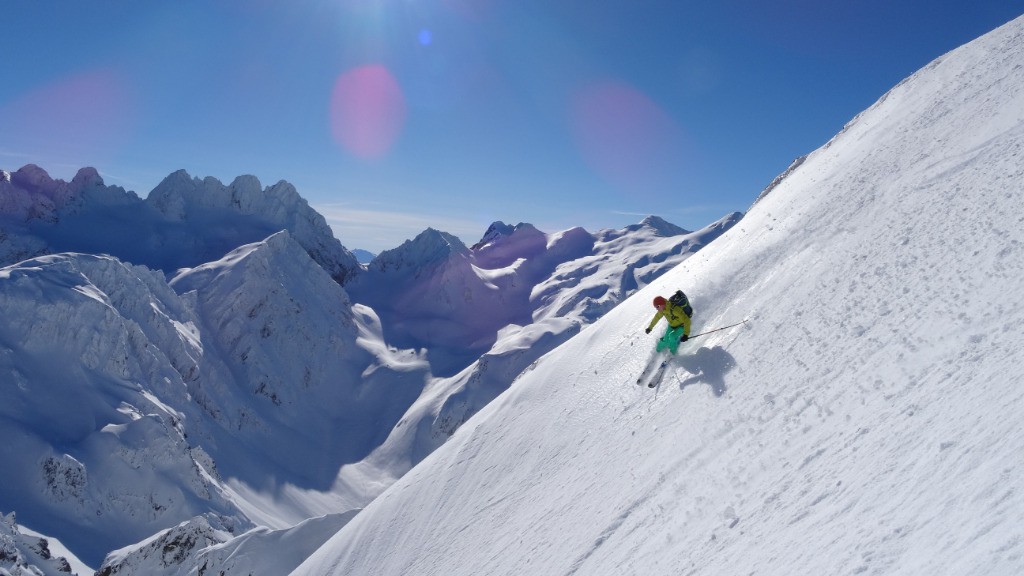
[0,166,361,283]
[1,156,736,571]
[4,13,1022,576]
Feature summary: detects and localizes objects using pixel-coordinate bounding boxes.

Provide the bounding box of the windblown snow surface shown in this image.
[296,16,1024,576]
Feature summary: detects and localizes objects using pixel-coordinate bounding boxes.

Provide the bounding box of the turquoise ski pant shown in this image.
[656,325,686,355]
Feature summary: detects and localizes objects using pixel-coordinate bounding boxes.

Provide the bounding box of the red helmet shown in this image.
[653,296,667,308]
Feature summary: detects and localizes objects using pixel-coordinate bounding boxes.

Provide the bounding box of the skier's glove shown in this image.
[645,328,652,334]
[679,334,688,342]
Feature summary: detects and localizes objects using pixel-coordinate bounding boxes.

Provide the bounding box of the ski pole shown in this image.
[688,319,748,340]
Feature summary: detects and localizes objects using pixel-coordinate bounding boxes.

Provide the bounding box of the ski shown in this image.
[646,360,669,388]
[636,358,669,387]
[635,359,659,385]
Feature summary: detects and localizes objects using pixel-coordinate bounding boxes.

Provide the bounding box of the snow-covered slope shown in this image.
[168,230,427,492]
[0,166,360,283]
[0,232,423,568]
[0,252,248,564]
[0,512,92,576]
[96,511,356,576]
[295,15,1024,576]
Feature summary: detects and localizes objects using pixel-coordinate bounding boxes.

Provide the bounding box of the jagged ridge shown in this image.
[0,166,360,283]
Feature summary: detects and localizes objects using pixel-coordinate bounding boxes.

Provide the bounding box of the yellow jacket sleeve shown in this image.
[646,311,666,331]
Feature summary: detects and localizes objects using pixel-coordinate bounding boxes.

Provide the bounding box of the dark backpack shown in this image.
[669,290,693,318]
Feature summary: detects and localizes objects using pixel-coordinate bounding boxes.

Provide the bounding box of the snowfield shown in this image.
[294,15,1024,576]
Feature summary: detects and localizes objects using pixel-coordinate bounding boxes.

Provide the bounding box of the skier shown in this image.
[644,292,692,355]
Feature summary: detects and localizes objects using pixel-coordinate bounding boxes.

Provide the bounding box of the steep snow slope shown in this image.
[0,253,247,565]
[296,16,1024,576]
[0,512,92,576]
[96,512,356,576]
[0,232,425,568]
[169,231,430,496]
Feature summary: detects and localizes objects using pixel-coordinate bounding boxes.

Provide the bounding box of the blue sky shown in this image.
[2,1,1021,253]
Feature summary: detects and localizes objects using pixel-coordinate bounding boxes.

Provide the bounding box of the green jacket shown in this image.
[647,302,692,336]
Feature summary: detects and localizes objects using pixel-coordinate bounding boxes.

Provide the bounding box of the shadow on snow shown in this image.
[671,345,737,397]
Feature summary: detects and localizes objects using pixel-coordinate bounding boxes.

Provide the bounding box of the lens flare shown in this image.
[0,68,135,163]
[329,65,407,159]
[569,80,687,198]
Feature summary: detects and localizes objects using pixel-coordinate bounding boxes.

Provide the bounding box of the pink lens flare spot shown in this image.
[570,80,686,195]
[329,65,408,159]
[0,68,136,158]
